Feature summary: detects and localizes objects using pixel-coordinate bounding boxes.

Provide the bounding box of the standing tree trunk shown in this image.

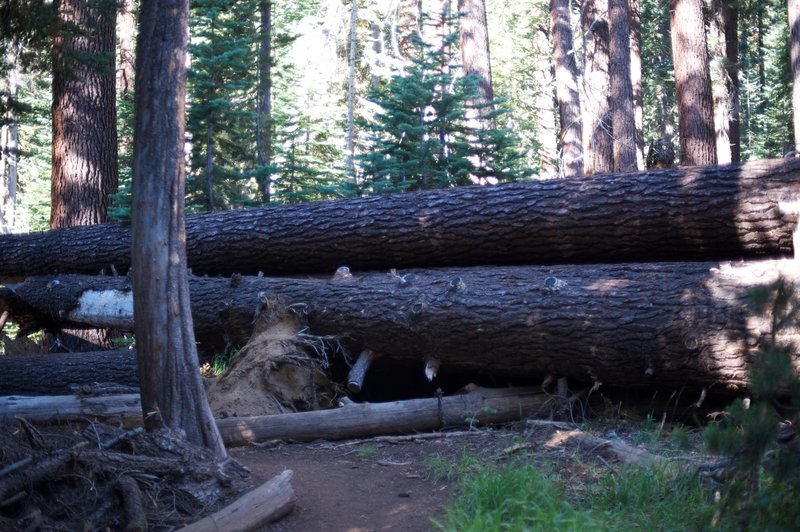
[256,0,272,202]
[345,0,357,182]
[669,0,717,166]
[789,0,800,153]
[1,47,19,234]
[116,0,136,160]
[132,0,227,459]
[50,0,118,351]
[608,0,637,173]
[711,0,741,164]
[628,0,644,169]
[532,26,559,178]
[550,0,583,176]
[51,0,118,228]
[458,0,494,127]
[581,0,613,175]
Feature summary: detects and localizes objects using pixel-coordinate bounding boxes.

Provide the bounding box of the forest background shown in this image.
[0,0,795,234]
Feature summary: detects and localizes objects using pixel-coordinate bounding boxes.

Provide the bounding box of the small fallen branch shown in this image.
[178,470,294,532]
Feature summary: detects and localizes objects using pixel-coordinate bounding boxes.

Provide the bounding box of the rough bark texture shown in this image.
[608,0,637,173]
[458,0,494,126]
[669,0,717,166]
[0,350,138,395]
[132,0,227,460]
[8,260,800,390]
[550,0,583,176]
[581,0,613,175]
[51,0,118,228]
[0,159,798,277]
[790,0,800,153]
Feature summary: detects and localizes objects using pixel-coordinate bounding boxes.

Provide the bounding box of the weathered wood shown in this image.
[217,386,549,445]
[0,350,138,395]
[4,260,798,390]
[0,158,799,278]
[0,394,143,426]
[347,349,378,393]
[0,387,548,445]
[177,470,294,532]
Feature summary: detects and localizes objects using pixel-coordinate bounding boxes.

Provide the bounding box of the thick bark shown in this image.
[0,159,799,277]
[345,0,357,181]
[458,0,494,127]
[580,0,613,175]
[550,0,583,176]
[51,0,118,228]
[7,260,800,390]
[0,350,138,395]
[790,0,800,153]
[133,0,227,459]
[608,0,637,173]
[669,0,717,166]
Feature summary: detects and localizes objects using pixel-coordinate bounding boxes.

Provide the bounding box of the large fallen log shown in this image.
[0,386,549,444]
[1,159,799,279]
[0,350,138,395]
[3,260,798,390]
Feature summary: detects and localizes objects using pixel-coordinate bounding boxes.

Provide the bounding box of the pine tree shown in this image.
[359,12,525,194]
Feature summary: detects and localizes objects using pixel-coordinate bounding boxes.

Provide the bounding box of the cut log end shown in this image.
[347,349,378,393]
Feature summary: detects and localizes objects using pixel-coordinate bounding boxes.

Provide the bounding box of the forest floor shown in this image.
[229,417,697,532]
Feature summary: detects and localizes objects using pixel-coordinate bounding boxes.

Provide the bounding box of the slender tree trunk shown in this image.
[116,0,136,159]
[669,0,717,166]
[628,0,644,169]
[711,0,740,164]
[205,121,215,211]
[654,0,675,144]
[581,0,613,174]
[256,0,272,202]
[789,0,800,153]
[1,49,19,234]
[345,0,357,182]
[550,0,583,176]
[532,26,559,178]
[458,0,494,127]
[51,0,118,228]
[608,0,637,172]
[132,0,227,459]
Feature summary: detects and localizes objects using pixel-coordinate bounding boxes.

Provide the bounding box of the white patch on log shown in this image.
[69,290,134,329]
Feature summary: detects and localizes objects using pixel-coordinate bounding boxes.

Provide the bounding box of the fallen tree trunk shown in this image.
[4,260,798,390]
[0,350,138,395]
[1,158,799,279]
[0,387,549,444]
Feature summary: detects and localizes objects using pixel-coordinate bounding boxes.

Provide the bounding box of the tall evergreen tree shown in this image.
[789,0,800,153]
[669,0,717,166]
[581,0,613,175]
[608,0,637,172]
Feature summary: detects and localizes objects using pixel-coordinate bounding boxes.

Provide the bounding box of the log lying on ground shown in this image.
[0,350,138,395]
[1,158,799,279]
[0,386,549,445]
[178,470,295,532]
[4,260,798,390]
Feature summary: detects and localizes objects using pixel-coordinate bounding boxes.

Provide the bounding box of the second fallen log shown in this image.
[5,260,798,390]
[0,158,799,278]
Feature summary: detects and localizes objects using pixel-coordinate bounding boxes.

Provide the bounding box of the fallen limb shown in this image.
[1,158,799,278]
[178,470,294,532]
[0,387,548,445]
[216,386,549,445]
[5,259,799,389]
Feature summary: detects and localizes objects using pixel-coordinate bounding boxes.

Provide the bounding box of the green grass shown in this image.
[432,458,715,531]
